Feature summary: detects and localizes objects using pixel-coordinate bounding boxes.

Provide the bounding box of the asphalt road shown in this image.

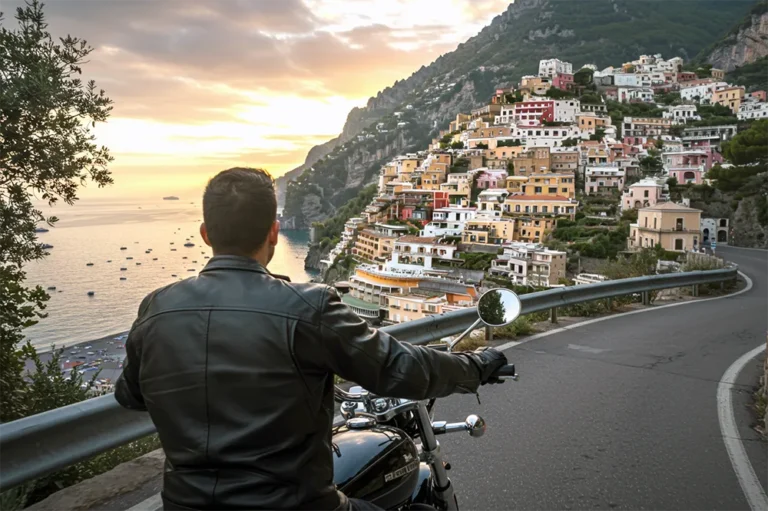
[437,245,767,510]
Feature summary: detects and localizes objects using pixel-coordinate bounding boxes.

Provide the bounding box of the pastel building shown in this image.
[490,242,567,287]
[628,202,702,252]
[585,166,625,195]
[663,149,710,185]
[421,206,477,237]
[621,178,667,210]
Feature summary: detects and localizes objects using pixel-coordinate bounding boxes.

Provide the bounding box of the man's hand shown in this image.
[466,347,508,385]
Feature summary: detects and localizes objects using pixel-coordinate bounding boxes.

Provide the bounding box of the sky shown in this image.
[3,0,512,198]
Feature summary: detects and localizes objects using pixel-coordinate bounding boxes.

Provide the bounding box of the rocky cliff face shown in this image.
[705,4,768,72]
[732,195,768,248]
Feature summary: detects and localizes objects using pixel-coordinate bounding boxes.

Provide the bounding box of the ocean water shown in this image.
[24,199,315,349]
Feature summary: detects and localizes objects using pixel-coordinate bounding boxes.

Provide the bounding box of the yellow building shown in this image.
[462,218,516,246]
[485,145,524,161]
[522,174,576,199]
[576,113,610,134]
[712,86,745,114]
[353,229,397,261]
[515,217,557,243]
[550,149,579,172]
[505,195,579,220]
[449,113,472,133]
[628,202,702,252]
[386,292,447,323]
[512,147,550,175]
[520,75,552,96]
[505,176,528,193]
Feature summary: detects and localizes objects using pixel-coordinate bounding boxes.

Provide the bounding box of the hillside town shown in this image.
[310,54,764,324]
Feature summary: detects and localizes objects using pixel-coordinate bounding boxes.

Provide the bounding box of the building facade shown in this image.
[628,202,702,252]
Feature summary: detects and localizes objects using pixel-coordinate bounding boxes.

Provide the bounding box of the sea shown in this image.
[24,199,316,350]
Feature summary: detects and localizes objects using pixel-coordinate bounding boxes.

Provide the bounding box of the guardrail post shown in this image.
[641,291,650,306]
[485,325,493,342]
[550,307,558,324]
[692,284,699,297]
[605,297,612,311]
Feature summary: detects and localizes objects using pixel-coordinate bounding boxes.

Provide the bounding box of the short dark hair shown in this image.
[203,167,277,256]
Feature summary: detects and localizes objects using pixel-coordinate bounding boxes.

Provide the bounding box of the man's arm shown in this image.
[114,328,145,410]
[311,288,504,400]
[115,296,152,410]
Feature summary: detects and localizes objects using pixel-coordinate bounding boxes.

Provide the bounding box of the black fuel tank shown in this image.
[332,424,420,509]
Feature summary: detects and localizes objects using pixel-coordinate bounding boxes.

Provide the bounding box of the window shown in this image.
[535,186,542,193]
[654,218,657,229]
[542,206,548,213]
[676,218,684,231]
[549,187,557,194]
[562,187,568,193]
[674,239,684,250]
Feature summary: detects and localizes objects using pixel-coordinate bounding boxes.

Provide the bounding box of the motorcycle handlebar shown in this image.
[496,364,517,379]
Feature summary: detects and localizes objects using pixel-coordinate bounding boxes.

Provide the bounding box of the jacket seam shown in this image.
[133,307,312,329]
[204,310,212,465]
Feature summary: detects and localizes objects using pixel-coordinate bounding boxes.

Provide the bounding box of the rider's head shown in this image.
[200,167,278,264]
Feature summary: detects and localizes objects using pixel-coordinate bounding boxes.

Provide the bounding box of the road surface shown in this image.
[98,246,767,511]
[438,245,767,509]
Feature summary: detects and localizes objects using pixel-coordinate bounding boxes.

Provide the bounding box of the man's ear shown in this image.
[269,220,280,245]
[200,222,212,247]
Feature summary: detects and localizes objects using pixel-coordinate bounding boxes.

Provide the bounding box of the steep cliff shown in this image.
[282,0,749,228]
[703,1,768,72]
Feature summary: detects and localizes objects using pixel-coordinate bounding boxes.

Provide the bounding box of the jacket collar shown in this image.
[200,255,291,282]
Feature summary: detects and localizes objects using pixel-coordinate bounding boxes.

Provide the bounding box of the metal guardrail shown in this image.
[0,266,738,491]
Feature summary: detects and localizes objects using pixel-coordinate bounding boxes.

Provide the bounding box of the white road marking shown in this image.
[717,344,768,511]
[567,344,607,354]
[126,493,162,511]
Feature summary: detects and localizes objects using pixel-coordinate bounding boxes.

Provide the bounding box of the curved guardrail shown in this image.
[0,266,738,491]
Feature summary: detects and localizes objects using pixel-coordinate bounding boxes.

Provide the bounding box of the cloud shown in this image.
[1,0,510,183]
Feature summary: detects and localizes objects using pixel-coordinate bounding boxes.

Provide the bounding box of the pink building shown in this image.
[474,169,508,189]
[552,73,574,91]
[747,90,767,102]
[621,178,666,210]
[664,150,710,184]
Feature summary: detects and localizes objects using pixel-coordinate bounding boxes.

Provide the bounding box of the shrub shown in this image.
[494,316,535,339]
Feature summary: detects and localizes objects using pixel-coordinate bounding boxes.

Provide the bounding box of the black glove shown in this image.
[466,347,508,385]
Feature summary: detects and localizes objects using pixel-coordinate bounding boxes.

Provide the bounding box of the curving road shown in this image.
[438,246,767,510]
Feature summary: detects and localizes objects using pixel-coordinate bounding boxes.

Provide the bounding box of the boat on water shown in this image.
[192,260,197,263]
[35,227,49,233]
[171,274,177,277]
[126,256,133,260]
[86,262,94,266]
[188,269,195,272]
[120,267,127,271]
[170,242,175,245]
[87,291,95,296]
[120,247,127,250]
[184,242,195,247]
[153,257,158,261]
[107,260,112,263]
[120,277,127,280]
[47,286,56,291]
[136,262,141,265]
[171,248,177,251]
[41,243,54,249]
[182,256,187,260]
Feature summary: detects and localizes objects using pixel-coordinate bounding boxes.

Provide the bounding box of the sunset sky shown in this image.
[4,0,511,198]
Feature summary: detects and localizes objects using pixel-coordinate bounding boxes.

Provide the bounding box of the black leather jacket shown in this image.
[115,256,484,510]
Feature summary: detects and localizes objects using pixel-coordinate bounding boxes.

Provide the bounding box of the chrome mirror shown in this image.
[477,288,521,327]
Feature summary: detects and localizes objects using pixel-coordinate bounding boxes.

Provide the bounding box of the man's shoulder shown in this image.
[279,280,335,314]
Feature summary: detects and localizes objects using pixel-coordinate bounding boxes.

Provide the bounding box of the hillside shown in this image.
[281,0,750,228]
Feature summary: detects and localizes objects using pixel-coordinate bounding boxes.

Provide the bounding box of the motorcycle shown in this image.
[332,288,522,510]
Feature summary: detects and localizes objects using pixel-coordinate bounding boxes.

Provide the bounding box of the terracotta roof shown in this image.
[396,236,440,244]
[507,195,573,201]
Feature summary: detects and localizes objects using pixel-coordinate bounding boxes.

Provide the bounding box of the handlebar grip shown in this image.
[496,364,516,378]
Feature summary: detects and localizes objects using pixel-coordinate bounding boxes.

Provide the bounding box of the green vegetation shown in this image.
[449,157,470,174]
[311,184,377,241]
[726,56,768,92]
[450,141,465,150]
[497,139,522,147]
[722,119,768,166]
[459,252,498,270]
[573,68,594,86]
[545,88,576,100]
[475,142,489,150]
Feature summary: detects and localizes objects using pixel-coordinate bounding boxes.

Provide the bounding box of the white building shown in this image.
[700,218,729,245]
[420,207,477,237]
[617,87,654,103]
[573,273,609,285]
[554,99,581,123]
[680,82,728,103]
[585,166,625,195]
[539,58,573,78]
[489,242,567,287]
[738,101,768,120]
[385,236,459,271]
[613,73,640,87]
[513,124,583,148]
[663,105,701,124]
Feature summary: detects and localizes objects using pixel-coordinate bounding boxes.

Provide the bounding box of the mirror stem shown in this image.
[448,318,483,352]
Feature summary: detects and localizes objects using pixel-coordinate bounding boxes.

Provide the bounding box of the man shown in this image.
[115,168,508,510]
